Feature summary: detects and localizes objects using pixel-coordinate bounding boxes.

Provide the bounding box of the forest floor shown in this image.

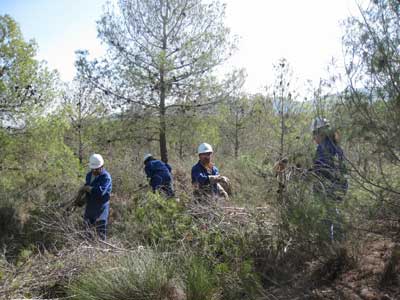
[267,223,400,300]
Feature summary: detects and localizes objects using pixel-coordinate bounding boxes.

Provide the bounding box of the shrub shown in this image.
[0,200,23,258]
[134,192,193,248]
[184,256,219,300]
[68,249,177,300]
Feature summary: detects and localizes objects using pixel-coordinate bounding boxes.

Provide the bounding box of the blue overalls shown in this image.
[84,169,112,240]
[144,159,175,197]
[314,137,348,242]
[191,161,219,198]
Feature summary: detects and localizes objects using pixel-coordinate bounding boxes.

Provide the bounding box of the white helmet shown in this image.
[197,143,213,154]
[310,117,329,132]
[143,153,153,162]
[89,153,104,169]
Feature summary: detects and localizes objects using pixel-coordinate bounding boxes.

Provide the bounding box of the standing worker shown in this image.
[311,117,348,242]
[78,153,112,240]
[191,143,230,201]
[143,153,175,198]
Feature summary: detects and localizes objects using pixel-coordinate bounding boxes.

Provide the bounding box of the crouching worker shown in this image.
[191,143,231,202]
[143,154,175,198]
[78,153,112,240]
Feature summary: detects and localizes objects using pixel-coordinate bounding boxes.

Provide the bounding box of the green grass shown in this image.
[68,249,175,300]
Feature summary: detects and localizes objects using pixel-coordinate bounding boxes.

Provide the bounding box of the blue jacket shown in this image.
[191,161,219,194]
[144,159,173,189]
[84,169,112,222]
[314,137,348,191]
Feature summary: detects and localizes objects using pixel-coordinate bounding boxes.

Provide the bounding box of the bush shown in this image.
[0,200,23,258]
[68,249,177,300]
[213,259,264,300]
[133,192,193,248]
[184,256,218,300]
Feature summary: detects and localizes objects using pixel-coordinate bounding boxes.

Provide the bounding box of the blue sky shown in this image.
[1,0,359,94]
[1,0,107,78]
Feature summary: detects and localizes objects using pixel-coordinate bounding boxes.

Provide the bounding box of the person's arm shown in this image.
[84,172,91,186]
[207,166,221,183]
[203,166,223,184]
[314,145,335,179]
[314,145,330,167]
[195,172,210,185]
[90,173,112,202]
[192,165,210,185]
[80,172,92,192]
[144,164,152,179]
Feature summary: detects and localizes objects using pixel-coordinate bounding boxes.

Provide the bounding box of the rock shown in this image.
[360,288,378,300]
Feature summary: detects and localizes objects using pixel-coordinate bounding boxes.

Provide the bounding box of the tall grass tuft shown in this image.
[68,248,176,300]
[184,256,219,300]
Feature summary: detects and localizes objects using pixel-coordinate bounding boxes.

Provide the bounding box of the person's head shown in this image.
[311,117,340,145]
[89,153,104,175]
[311,117,330,144]
[197,143,213,165]
[143,153,154,165]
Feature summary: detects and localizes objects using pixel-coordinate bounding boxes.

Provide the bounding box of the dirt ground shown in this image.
[267,228,400,300]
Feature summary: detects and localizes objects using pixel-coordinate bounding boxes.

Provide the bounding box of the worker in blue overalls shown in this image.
[191,143,230,201]
[79,153,112,240]
[311,117,348,242]
[143,153,175,198]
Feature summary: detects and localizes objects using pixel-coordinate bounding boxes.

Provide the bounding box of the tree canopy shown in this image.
[77,0,237,162]
[0,14,57,124]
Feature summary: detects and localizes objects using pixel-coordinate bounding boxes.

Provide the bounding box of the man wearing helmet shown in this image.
[191,143,230,201]
[78,153,112,240]
[311,117,348,242]
[311,117,348,196]
[143,153,175,198]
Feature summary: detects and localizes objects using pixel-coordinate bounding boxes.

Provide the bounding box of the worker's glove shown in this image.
[208,175,221,184]
[220,176,230,184]
[82,185,92,193]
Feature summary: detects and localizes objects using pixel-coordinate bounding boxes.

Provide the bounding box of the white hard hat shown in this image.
[89,153,104,169]
[197,143,213,154]
[143,153,153,162]
[310,117,329,132]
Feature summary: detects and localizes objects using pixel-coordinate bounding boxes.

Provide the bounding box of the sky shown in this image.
[1,0,359,94]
